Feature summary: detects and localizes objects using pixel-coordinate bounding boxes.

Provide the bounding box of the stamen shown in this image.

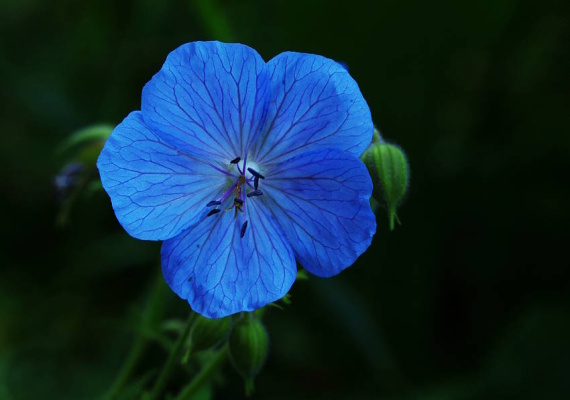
[208,163,238,178]
[254,176,259,190]
[247,167,265,179]
[245,179,256,190]
[247,190,263,198]
[240,221,248,238]
[207,208,221,217]
[206,200,221,207]
[230,156,241,164]
[219,181,238,203]
[243,152,249,170]
[234,198,244,205]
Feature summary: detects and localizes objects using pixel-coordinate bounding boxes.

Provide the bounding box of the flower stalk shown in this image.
[175,344,229,400]
[145,312,197,400]
[103,273,168,400]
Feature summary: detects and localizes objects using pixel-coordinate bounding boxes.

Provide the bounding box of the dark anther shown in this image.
[207,208,221,217]
[247,190,263,198]
[254,176,259,190]
[240,221,248,238]
[234,197,244,205]
[207,200,221,207]
[247,167,265,179]
[230,156,241,164]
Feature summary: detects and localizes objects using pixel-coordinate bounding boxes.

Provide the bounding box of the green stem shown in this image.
[372,128,383,143]
[175,344,229,400]
[103,274,167,400]
[147,312,196,400]
[104,336,147,400]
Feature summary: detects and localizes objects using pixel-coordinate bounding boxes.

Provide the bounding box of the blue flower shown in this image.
[54,162,83,201]
[97,41,376,318]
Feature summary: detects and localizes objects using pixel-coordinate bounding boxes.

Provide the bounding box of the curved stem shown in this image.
[103,273,167,400]
[104,335,147,400]
[175,344,229,400]
[147,312,196,400]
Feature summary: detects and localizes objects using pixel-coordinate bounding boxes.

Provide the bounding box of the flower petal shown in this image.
[262,148,376,277]
[161,201,296,318]
[142,41,269,162]
[97,111,226,240]
[252,52,373,165]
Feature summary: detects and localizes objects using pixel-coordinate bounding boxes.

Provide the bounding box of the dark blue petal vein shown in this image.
[142,41,270,162]
[161,201,296,318]
[263,148,376,277]
[97,111,226,241]
[252,52,373,165]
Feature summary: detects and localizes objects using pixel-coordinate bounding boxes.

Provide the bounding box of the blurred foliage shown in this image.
[1,0,569,399]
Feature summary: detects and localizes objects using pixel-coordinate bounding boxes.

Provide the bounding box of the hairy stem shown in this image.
[103,274,167,400]
[175,344,229,400]
[146,312,196,400]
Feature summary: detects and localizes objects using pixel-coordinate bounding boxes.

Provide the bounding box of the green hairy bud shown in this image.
[187,315,231,355]
[228,314,268,396]
[362,131,410,230]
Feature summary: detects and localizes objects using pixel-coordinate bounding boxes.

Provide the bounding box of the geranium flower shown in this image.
[97,41,376,318]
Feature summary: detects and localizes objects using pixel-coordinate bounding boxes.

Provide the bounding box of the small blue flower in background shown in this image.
[97,41,376,318]
[54,162,84,201]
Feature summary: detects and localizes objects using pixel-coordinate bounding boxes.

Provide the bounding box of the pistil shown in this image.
[204,157,267,238]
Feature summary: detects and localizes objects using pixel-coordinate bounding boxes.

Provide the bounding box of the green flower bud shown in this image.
[362,137,409,230]
[55,125,114,227]
[186,315,231,356]
[228,314,268,396]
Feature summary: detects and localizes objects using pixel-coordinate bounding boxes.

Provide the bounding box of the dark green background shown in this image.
[1,0,569,399]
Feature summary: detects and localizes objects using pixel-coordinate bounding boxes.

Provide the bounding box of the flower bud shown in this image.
[187,315,231,355]
[362,139,409,230]
[228,314,268,395]
[55,125,114,227]
[54,162,84,202]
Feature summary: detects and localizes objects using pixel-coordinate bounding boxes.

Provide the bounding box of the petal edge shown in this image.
[263,148,377,277]
[252,52,373,165]
[161,201,296,318]
[97,111,226,240]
